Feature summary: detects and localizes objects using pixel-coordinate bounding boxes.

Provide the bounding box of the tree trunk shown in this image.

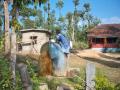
[44,10,46,28]
[72,15,75,42]
[47,0,50,30]
[4,0,10,54]
[59,8,61,18]
[10,30,16,90]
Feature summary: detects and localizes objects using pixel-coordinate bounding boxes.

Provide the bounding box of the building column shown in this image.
[104,38,107,47]
[90,38,92,48]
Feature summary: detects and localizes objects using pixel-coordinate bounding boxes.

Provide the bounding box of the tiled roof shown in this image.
[87,24,120,37]
[20,29,51,34]
[94,24,120,30]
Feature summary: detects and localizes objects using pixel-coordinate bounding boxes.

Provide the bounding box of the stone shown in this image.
[39,83,48,90]
[57,83,74,90]
[66,68,80,77]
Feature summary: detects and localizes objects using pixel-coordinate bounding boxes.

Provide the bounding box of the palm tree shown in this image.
[56,0,64,18]
[49,10,56,30]
[35,9,44,28]
[83,3,91,30]
[47,0,50,30]
[72,0,80,42]
[73,0,79,10]
[66,12,72,27]
[66,12,73,39]
[83,3,90,12]
[73,0,80,26]
[43,3,47,28]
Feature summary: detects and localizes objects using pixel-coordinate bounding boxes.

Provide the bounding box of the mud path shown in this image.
[69,49,120,83]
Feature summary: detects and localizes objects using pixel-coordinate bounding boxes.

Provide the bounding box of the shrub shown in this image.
[95,75,115,90]
[115,83,120,90]
[0,55,42,90]
[0,56,15,90]
[26,57,42,90]
[73,41,89,49]
[46,78,61,90]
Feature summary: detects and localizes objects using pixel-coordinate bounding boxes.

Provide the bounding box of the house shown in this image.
[18,29,51,54]
[87,24,120,52]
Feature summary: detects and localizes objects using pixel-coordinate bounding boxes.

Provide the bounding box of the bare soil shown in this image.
[68,49,120,84]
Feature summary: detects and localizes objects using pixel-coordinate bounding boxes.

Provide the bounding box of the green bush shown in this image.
[26,57,43,90]
[0,37,4,52]
[95,75,115,90]
[1,54,120,90]
[67,68,86,90]
[46,78,61,90]
[69,76,85,90]
[0,56,14,90]
[0,55,42,90]
[115,83,120,90]
[73,41,89,49]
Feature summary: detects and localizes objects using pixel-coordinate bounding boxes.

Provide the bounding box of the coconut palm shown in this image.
[83,3,91,30]
[66,12,73,26]
[72,0,80,42]
[66,12,73,39]
[56,0,64,18]
[43,3,47,27]
[73,0,80,27]
[73,0,79,10]
[83,3,90,12]
[49,10,56,30]
[47,0,51,29]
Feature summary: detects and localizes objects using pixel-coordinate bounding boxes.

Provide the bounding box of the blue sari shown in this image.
[49,42,66,71]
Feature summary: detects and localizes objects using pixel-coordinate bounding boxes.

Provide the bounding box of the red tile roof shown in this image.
[87,24,120,37]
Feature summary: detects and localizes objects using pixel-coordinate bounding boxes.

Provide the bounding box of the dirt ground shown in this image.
[68,49,120,84]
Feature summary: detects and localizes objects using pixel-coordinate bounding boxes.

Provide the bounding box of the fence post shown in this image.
[86,61,96,90]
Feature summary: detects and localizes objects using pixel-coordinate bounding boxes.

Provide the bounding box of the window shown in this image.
[92,38,104,44]
[30,36,37,44]
[18,43,22,51]
[107,37,117,43]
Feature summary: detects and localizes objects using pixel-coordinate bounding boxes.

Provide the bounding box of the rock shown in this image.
[39,83,48,90]
[57,83,74,90]
[66,68,80,77]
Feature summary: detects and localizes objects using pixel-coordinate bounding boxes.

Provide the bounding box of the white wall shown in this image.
[21,32,49,54]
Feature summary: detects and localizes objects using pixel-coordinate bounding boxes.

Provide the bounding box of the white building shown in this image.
[18,29,51,54]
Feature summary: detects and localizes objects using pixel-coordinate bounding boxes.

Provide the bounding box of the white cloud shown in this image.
[101,17,120,24]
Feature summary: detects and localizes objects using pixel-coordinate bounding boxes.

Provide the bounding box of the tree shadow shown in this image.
[98,53,120,61]
[79,56,120,68]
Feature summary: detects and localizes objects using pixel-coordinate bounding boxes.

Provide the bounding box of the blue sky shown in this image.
[48,0,120,24]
